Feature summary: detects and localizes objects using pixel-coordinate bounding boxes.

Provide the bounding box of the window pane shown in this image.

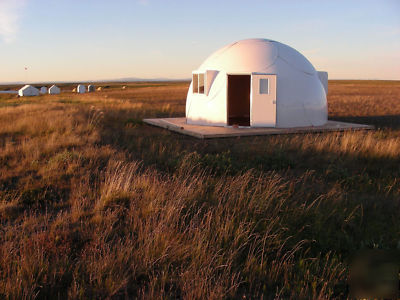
[259,78,269,94]
[198,73,205,94]
[193,74,198,93]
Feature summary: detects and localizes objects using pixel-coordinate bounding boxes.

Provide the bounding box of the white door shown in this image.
[250,74,277,127]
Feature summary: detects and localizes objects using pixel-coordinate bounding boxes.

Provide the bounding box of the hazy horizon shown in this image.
[1,0,399,83]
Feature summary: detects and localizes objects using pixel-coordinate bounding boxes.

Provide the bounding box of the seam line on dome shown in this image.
[212,42,238,60]
[260,41,279,71]
[262,56,279,72]
[278,54,315,76]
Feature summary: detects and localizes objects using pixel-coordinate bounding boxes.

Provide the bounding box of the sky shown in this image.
[0,0,399,83]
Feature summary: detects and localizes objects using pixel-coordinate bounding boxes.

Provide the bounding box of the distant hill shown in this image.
[111,77,190,82]
[0,77,191,86]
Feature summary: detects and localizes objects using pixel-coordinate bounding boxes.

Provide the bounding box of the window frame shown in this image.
[193,73,199,93]
[259,78,269,95]
[192,72,205,94]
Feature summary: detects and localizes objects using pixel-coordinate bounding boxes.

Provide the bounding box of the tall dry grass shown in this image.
[0,159,349,298]
[0,80,399,298]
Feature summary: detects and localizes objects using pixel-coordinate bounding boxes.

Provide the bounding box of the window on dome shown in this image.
[192,73,205,94]
[259,79,269,94]
[193,74,198,93]
[198,73,205,94]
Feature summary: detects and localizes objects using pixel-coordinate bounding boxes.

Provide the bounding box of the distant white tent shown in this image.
[77,85,86,94]
[18,85,39,97]
[48,85,60,95]
[87,84,95,92]
[40,86,48,94]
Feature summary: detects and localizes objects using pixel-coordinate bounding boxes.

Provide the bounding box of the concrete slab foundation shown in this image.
[143,117,374,139]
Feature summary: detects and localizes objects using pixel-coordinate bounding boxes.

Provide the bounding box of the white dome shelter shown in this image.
[77,85,86,94]
[48,85,60,95]
[186,39,328,128]
[88,84,95,93]
[40,86,48,94]
[18,85,39,97]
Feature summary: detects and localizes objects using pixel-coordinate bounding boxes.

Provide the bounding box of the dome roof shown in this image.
[198,38,316,75]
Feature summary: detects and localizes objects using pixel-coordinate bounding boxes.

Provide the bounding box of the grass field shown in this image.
[0,80,399,298]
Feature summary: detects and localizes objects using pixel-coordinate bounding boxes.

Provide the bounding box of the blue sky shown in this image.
[0,0,399,83]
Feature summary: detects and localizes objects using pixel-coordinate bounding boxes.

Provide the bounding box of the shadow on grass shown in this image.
[95,109,400,265]
[97,108,400,185]
[331,115,400,129]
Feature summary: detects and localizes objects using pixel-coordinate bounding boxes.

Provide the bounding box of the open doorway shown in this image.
[227,74,251,126]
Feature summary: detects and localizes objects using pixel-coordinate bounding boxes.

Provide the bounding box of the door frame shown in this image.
[226,73,277,127]
[226,73,251,126]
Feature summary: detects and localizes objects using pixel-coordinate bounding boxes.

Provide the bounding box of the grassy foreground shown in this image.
[0,81,399,298]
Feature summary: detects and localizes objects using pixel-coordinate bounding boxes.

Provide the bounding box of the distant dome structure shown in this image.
[77,85,86,94]
[40,86,47,94]
[18,85,39,97]
[48,85,60,95]
[87,84,95,92]
[186,38,328,128]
